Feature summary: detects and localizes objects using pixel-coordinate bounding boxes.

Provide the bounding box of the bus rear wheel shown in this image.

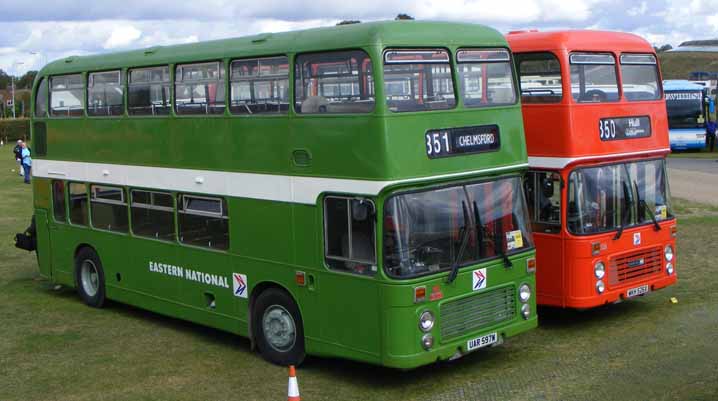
[253,288,305,366]
[74,247,106,308]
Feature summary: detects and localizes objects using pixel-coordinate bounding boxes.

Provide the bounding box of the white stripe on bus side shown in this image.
[33,159,528,205]
[528,148,671,169]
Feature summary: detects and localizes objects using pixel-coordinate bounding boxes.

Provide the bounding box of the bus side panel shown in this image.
[34,209,53,279]
[533,232,565,307]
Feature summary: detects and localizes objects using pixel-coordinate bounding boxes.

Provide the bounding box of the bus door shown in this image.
[525,171,564,302]
[317,196,381,358]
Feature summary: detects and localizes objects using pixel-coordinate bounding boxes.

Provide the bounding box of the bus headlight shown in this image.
[594,261,606,279]
[421,333,434,350]
[518,284,531,303]
[664,245,674,262]
[419,310,435,332]
[666,262,674,275]
[596,280,605,294]
[521,303,531,319]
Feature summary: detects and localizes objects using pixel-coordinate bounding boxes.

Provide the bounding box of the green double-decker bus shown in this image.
[26,21,536,369]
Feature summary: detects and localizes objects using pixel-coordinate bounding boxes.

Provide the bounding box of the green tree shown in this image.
[336,20,361,25]
[16,71,37,89]
[395,13,415,20]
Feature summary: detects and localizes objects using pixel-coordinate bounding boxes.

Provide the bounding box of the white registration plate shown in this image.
[626,285,650,298]
[467,332,498,351]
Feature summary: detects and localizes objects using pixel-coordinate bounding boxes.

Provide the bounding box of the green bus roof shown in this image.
[39,20,508,76]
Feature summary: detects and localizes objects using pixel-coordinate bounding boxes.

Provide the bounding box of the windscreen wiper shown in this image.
[494,219,513,268]
[634,181,661,231]
[472,201,484,260]
[447,201,471,284]
[614,181,633,240]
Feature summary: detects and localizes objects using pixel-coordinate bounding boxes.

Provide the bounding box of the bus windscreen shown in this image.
[666,90,704,128]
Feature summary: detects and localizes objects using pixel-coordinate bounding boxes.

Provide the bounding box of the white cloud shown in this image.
[1,0,718,75]
[103,25,142,49]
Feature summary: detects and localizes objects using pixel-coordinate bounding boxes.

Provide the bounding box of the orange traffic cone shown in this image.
[287,365,301,401]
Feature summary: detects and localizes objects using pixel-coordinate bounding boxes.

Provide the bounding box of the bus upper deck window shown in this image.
[50,74,84,117]
[230,56,289,115]
[515,52,563,104]
[175,62,225,115]
[295,50,375,114]
[88,71,124,117]
[35,78,49,117]
[620,54,661,101]
[457,48,517,107]
[383,49,455,112]
[129,66,171,116]
[569,53,619,103]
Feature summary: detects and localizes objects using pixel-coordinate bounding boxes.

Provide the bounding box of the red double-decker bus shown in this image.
[507,30,677,308]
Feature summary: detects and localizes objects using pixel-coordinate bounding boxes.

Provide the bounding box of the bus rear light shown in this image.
[414,286,426,303]
[526,258,536,273]
[592,242,601,256]
[295,271,306,286]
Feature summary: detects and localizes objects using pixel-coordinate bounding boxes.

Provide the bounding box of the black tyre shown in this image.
[252,288,305,366]
[74,247,106,308]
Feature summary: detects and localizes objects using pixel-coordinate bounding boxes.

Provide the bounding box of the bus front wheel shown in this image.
[74,247,106,308]
[252,288,305,366]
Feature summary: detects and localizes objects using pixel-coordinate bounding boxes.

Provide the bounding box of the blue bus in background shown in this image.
[664,80,713,151]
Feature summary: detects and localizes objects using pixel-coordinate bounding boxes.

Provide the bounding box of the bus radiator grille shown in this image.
[439,285,516,343]
[608,246,663,285]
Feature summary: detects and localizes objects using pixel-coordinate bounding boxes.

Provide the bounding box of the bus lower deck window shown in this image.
[524,171,561,233]
[131,190,175,241]
[90,185,129,233]
[52,180,67,222]
[69,183,88,226]
[324,197,376,275]
[178,195,229,250]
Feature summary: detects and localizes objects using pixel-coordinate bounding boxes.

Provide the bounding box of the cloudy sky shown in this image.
[2,0,717,75]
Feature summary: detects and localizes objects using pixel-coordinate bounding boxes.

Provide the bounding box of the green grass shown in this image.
[1,158,718,400]
[659,51,718,80]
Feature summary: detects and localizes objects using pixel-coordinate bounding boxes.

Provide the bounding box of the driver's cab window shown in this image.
[525,171,562,234]
[324,196,377,276]
[569,52,619,103]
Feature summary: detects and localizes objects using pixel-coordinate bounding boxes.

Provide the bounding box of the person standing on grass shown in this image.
[13,140,24,176]
[20,142,32,184]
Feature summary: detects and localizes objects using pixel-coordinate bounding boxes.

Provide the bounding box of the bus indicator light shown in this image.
[414,286,427,303]
[592,242,601,256]
[429,285,443,301]
[671,226,677,238]
[295,271,306,286]
[526,258,536,273]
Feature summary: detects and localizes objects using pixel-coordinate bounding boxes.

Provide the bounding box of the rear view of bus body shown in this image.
[507,30,677,308]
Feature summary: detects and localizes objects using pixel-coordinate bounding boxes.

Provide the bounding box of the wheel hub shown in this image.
[262,305,296,352]
[80,260,99,297]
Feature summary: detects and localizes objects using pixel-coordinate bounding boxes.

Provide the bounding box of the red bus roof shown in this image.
[507,30,655,54]
[506,30,669,169]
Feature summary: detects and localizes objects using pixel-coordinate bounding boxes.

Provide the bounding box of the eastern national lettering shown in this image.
[148,261,230,289]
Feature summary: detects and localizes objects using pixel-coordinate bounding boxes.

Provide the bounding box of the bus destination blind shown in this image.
[599,116,651,141]
[425,125,500,159]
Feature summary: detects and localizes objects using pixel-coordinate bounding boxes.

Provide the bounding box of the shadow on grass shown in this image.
[537,299,653,329]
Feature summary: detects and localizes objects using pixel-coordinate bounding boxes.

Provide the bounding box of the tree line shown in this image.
[0,70,37,90]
